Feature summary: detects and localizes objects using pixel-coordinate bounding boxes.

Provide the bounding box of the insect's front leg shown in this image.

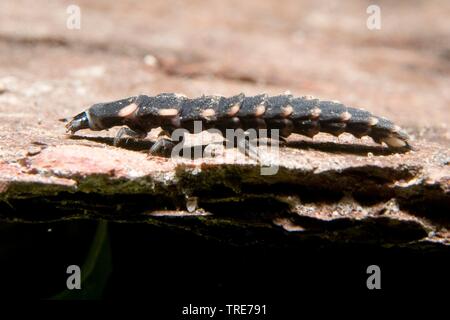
[113,127,147,146]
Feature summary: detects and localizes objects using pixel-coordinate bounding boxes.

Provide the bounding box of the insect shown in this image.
[66,93,411,157]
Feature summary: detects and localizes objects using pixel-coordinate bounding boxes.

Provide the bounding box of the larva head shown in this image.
[66,97,138,134]
[65,111,90,134]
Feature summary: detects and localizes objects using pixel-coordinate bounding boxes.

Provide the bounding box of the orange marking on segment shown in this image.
[227,104,240,116]
[310,107,321,119]
[158,108,179,116]
[281,105,293,117]
[368,117,379,126]
[254,104,266,117]
[340,111,352,121]
[118,103,138,117]
[201,108,216,118]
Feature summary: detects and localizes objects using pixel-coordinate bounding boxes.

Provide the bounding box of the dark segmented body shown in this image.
[66,93,411,148]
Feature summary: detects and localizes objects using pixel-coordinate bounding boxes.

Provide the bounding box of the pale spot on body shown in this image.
[158,108,179,117]
[281,105,293,117]
[254,104,266,116]
[340,111,352,121]
[118,103,138,117]
[310,107,321,119]
[368,117,379,126]
[227,104,240,116]
[201,108,216,118]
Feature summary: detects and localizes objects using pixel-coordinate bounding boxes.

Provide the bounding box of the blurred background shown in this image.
[0,0,449,154]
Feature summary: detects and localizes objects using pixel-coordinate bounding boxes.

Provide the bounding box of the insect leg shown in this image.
[113,127,147,146]
[149,131,175,157]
